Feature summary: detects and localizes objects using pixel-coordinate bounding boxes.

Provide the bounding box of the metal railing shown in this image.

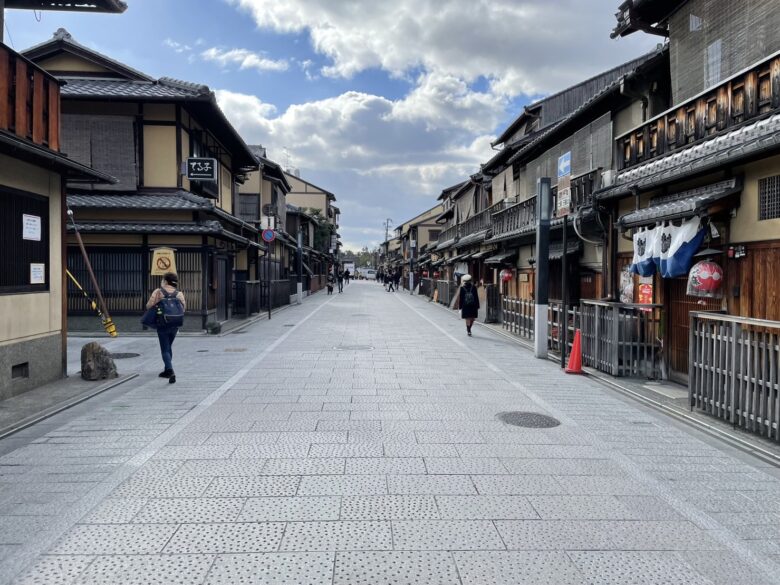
[460,207,492,237]
[690,312,780,442]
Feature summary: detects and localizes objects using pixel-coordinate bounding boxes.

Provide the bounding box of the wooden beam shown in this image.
[15,58,28,138]
[0,46,8,131]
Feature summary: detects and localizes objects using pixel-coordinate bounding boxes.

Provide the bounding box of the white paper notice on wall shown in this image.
[30,263,45,285]
[23,214,42,241]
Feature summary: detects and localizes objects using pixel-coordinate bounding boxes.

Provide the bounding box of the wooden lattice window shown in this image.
[759,175,780,220]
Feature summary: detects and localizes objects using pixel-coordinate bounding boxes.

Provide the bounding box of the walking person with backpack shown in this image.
[458,274,479,337]
[144,272,185,383]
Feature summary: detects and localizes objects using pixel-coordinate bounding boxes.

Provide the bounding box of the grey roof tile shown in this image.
[68,220,222,235]
[61,78,206,100]
[68,191,210,210]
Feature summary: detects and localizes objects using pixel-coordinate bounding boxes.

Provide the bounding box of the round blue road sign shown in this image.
[262,229,276,243]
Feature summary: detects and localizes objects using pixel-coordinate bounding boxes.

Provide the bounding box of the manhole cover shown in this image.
[497,411,561,428]
[109,353,140,359]
[224,348,247,353]
[333,345,374,351]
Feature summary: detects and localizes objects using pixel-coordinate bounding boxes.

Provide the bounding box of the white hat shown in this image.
[461,274,472,282]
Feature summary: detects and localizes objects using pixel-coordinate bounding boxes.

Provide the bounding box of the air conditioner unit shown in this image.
[601,170,616,188]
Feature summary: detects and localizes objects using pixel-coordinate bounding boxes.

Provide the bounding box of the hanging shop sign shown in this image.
[186,158,218,181]
[556,151,572,217]
[638,282,653,305]
[151,247,177,276]
[687,260,724,298]
[500,269,513,283]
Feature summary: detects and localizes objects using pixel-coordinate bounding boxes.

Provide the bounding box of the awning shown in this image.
[485,251,517,265]
[469,249,495,260]
[457,229,489,248]
[435,207,455,223]
[529,240,582,263]
[431,259,445,268]
[445,252,470,265]
[435,237,458,251]
[618,178,742,229]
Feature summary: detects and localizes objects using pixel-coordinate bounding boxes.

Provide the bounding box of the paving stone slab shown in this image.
[80,498,148,524]
[204,476,300,498]
[340,495,440,520]
[261,458,345,476]
[204,552,334,585]
[391,520,505,550]
[436,495,539,520]
[281,521,392,551]
[9,555,94,585]
[333,550,459,585]
[567,550,714,585]
[455,550,586,585]
[50,524,178,555]
[133,498,245,523]
[238,496,340,522]
[164,522,286,554]
[424,458,508,475]
[298,474,388,496]
[345,458,425,475]
[74,554,215,585]
[388,475,476,495]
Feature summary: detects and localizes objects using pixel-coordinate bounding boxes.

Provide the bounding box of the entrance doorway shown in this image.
[667,277,722,383]
[216,256,229,321]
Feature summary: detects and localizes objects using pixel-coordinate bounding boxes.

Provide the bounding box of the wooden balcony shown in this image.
[460,205,492,237]
[617,52,780,171]
[0,43,61,151]
[490,196,537,237]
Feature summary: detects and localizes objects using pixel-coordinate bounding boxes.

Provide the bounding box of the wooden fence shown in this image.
[420,278,434,299]
[498,296,663,378]
[502,296,535,339]
[690,312,780,442]
[436,280,457,306]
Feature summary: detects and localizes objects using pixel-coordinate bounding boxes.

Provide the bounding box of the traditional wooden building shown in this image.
[23,29,263,332]
[599,0,780,386]
[1,4,122,396]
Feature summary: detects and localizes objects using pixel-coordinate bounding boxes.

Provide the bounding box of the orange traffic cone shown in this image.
[565,329,584,374]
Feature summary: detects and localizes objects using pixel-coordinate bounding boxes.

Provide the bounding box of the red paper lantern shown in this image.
[500,269,513,283]
[687,260,723,297]
[433,271,441,279]
[422,270,429,277]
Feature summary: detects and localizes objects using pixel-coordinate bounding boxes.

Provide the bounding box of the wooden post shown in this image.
[68,211,112,326]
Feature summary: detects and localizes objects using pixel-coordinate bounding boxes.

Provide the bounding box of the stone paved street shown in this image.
[1,282,780,584]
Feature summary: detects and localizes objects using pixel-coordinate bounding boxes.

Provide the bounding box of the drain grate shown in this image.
[109,353,140,359]
[333,345,374,351]
[224,348,247,353]
[497,411,561,428]
[196,350,209,353]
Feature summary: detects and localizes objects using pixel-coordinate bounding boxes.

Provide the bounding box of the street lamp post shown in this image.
[534,177,552,359]
[296,224,303,305]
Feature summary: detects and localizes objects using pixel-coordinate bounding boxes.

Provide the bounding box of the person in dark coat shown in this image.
[458,274,480,336]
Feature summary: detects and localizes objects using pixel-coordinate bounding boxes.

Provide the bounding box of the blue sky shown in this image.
[6,0,657,251]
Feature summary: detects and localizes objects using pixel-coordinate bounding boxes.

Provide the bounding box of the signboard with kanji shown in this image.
[186,158,218,181]
[556,151,572,216]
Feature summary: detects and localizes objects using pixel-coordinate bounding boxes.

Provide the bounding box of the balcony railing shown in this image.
[617,52,780,171]
[0,43,61,151]
[460,206,493,237]
[491,196,537,237]
[437,224,459,245]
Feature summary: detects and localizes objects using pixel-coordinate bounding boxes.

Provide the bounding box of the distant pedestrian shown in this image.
[327,272,335,295]
[458,274,479,337]
[387,271,395,292]
[145,272,186,383]
[393,270,401,292]
[337,269,344,293]
[344,269,351,284]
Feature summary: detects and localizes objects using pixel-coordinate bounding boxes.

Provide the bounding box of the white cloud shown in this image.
[163,38,192,53]
[202,47,289,73]
[226,0,658,95]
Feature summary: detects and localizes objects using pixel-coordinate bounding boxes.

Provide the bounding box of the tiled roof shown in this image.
[599,113,780,200]
[68,220,223,235]
[484,251,517,265]
[68,191,210,210]
[530,240,582,262]
[457,230,489,248]
[434,237,458,251]
[61,77,208,100]
[618,179,741,228]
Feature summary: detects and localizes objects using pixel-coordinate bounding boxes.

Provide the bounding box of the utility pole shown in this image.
[534,178,552,359]
[296,224,303,305]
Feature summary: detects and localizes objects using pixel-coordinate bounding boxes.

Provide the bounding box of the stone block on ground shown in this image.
[80,342,118,381]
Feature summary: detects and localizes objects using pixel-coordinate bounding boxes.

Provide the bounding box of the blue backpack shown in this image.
[158,289,184,327]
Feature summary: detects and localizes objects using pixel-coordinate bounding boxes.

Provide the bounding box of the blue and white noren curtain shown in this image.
[658,218,705,278]
[631,226,657,277]
[631,218,705,278]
